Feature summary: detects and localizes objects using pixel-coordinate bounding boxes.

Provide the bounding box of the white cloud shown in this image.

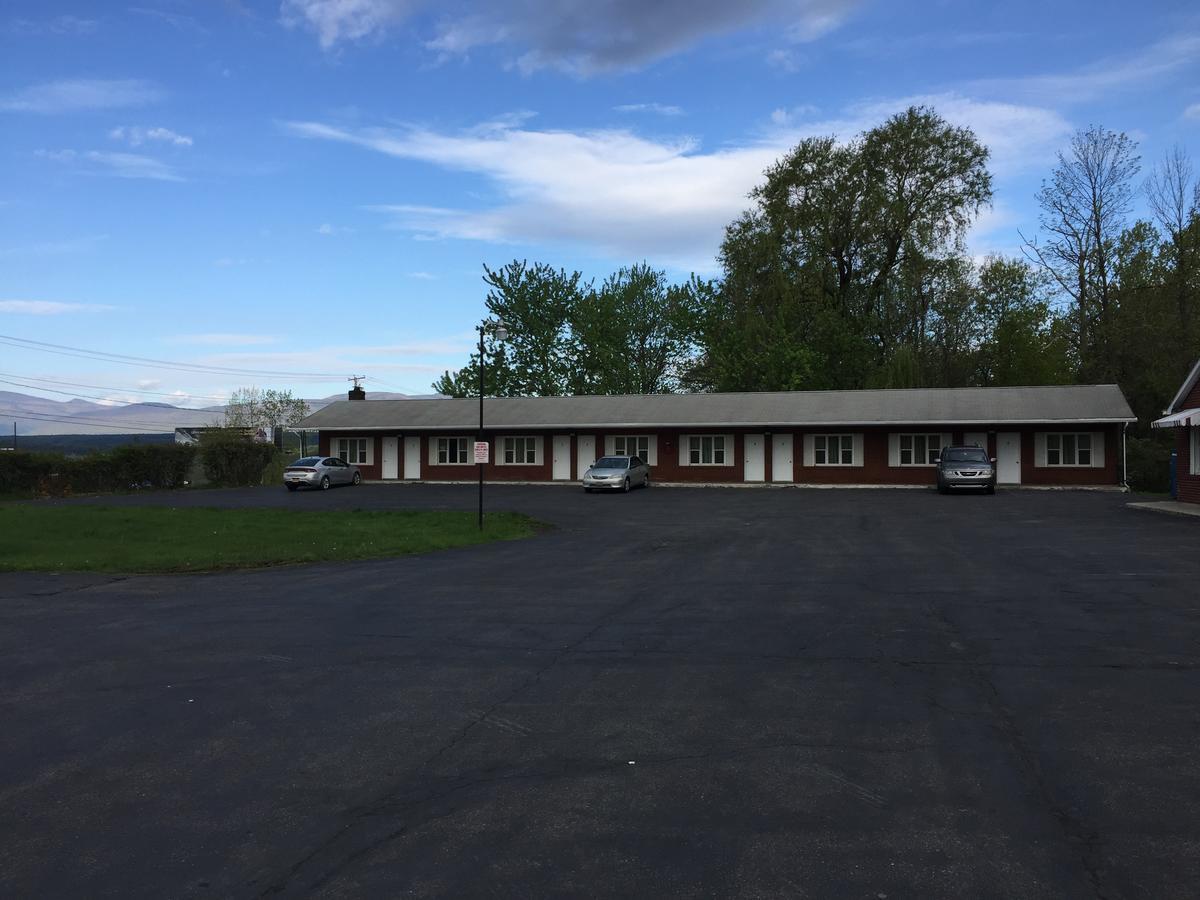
[5,15,97,35]
[0,79,163,114]
[770,104,819,126]
[315,223,353,235]
[213,257,252,267]
[109,125,193,147]
[286,94,1067,269]
[407,271,437,280]
[37,149,182,181]
[282,0,860,73]
[971,33,1200,104]
[614,103,684,117]
[166,334,281,346]
[0,234,109,256]
[0,300,116,315]
[1185,103,1200,121]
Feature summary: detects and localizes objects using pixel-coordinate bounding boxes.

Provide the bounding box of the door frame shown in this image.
[576,435,596,478]
[996,431,1021,484]
[403,436,421,480]
[771,433,793,483]
[381,436,399,480]
[552,434,572,480]
[744,433,765,482]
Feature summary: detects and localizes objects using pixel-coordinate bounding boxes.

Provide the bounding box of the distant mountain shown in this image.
[0,389,429,436]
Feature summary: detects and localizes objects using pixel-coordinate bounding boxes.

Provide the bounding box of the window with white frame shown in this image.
[814,434,854,466]
[1045,432,1092,466]
[612,435,650,459]
[1192,426,1199,475]
[503,436,538,465]
[688,435,726,465]
[436,437,470,465]
[899,433,943,466]
[334,437,368,465]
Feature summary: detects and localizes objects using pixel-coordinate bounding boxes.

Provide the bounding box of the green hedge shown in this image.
[198,431,278,486]
[1125,434,1174,494]
[0,444,197,497]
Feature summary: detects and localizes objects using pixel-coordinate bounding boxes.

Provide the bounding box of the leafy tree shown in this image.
[1022,125,1141,381]
[224,388,310,437]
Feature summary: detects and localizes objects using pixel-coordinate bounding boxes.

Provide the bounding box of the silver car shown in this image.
[582,455,650,492]
[284,456,362,491]
[935,446,997,494]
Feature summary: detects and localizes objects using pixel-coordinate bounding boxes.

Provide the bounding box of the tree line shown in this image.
[434,106,1200,436]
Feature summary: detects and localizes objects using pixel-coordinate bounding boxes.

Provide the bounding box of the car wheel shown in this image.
[286,484,298,492]
[352,471,362,486]
[937,482,948,495]
[623,477,630,493]
[643,473,650,488]
[985,484,996,495]
[320,476,330,491]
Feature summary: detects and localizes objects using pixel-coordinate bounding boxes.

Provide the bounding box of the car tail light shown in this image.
[285,467,317,472]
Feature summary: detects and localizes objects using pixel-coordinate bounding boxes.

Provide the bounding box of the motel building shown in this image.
[297,384,1136,488]
[1153,358,1200,504]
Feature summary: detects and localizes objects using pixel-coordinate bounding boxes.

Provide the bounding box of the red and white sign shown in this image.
[474,441,490,464]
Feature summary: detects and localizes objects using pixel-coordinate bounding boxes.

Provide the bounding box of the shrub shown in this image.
[0,444,197,497]
[1125,434,1173,494]
[198,430,277,486]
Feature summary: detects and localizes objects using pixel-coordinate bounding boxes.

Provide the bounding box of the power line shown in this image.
[0,333,348,380]
[0,376,228,407]
[0,410,186,432]
[0,371,232,403]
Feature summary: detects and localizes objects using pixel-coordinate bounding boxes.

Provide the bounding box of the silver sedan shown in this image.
[582,455,650,492]
[284,456,362,491]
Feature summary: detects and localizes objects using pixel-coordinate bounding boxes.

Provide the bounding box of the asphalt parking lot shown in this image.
[2,484,1199,898]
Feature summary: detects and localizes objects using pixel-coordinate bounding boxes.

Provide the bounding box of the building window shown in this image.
[613,435,649,459]
[1046,432,1092,466]
[899,433,943,466]
[688,435,726,465]
[1192,426,1200,476]
[814,434,854,466]
[334,437,368,465]
[503,436,537,465]
[436,437,470,465]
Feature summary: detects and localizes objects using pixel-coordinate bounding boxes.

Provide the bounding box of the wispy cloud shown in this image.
[165,333,281,346]
[37,149,182,181]
[614,103,684,117]
[212,257,253,267]
[316,222,353,235]
[0,78,163,114]
[406,271,437,280]
[971,33,1200,104]
[4,15,97,35]
[287,93,1066,269]
[1186,103,1200,121]
[770,104,819,126]
[282,0,860,73]
[0,234,109,256]
[109,125,193,147]
[128,6,209,34]
[0,299,116,315]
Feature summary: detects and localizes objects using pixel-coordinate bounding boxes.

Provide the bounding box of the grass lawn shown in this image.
[0,505,541,573]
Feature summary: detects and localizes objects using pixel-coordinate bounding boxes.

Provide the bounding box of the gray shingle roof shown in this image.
[298,384,1135,430]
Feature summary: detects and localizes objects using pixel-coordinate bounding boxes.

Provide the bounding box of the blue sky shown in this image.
[2,0,1199,407]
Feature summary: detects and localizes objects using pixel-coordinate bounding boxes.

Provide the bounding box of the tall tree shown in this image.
[1144,145,1200,365]
[1022,125,1141,381]
[697,105,992,391]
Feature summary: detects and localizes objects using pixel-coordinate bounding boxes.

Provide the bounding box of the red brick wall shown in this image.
[317,424,1125,486]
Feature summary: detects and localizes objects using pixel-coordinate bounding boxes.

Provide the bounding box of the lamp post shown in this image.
[477,317,508,530]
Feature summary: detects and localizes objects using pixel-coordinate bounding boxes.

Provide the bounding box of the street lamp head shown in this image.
[494,322,509,341]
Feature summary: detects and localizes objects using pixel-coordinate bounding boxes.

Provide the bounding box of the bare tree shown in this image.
[1145,145,1200,337]
[1022,125,1140,379]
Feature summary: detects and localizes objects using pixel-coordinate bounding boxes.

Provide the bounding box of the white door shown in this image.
[577,435,596,477]
[552,435,571,480]
[381,436,399,479]
[963,431,988,451]
[996,432,1021,484]
[744,433,765,482]
[772,434,793,482]
[403,436,421,480]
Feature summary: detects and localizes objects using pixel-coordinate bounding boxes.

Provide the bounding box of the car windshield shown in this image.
[593,457,629,469]
[293,457,322,466]
[943,448,989,463]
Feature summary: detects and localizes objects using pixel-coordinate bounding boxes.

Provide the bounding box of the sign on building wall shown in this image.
[474,441,490,464]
